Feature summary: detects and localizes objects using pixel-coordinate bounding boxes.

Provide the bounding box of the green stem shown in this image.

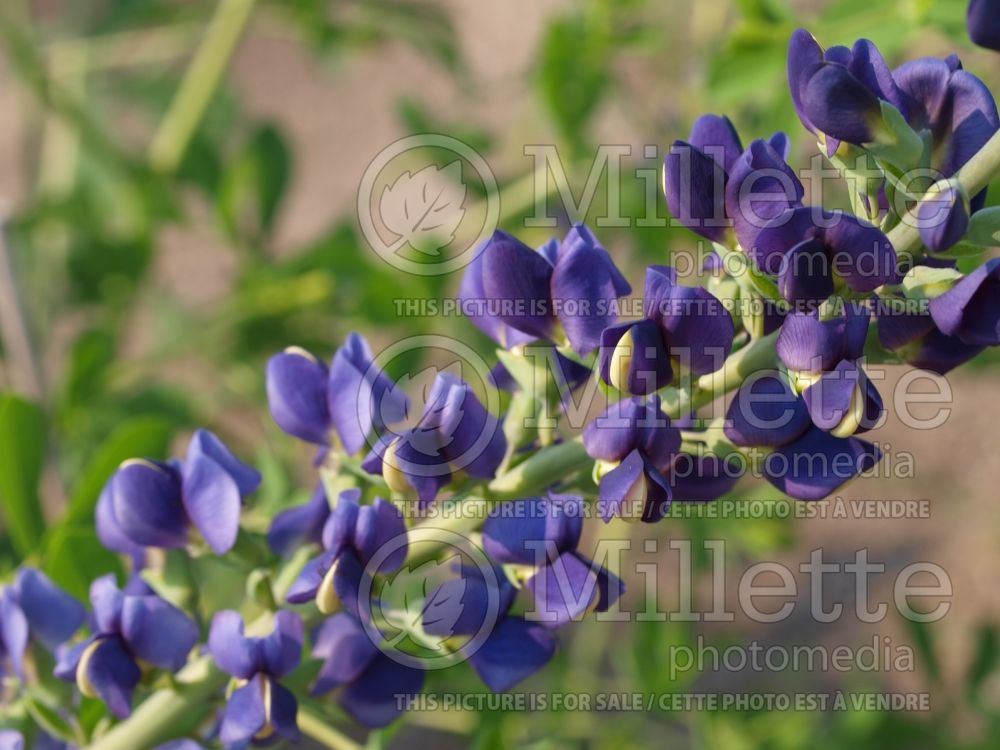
[297,707,363,750]
[886,127,1000,258]
[148,0,257,173]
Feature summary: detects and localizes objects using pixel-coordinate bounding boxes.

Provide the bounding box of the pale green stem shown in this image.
[297,707,363,750]
[148,0,257,173]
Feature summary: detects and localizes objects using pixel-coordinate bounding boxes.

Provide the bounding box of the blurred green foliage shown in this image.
[0,0,997,747]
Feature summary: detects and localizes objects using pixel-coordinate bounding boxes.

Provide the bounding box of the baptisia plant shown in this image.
[7,19,1000,750]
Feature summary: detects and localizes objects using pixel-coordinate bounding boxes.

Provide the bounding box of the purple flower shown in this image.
[724,371,882,500]
[208,610,303,746]
[917,185,970,253]
[753,208,900,302]
[266,332,409,456]
[481,495,623,628]
[788,30,907,152]
[582,395,682,522]
[311,613,424,728]
[0,568,85,682]
[421,565,556,693]
[362,372,506,505]
[776,302,870,380]
[969,0,1000,51]
[664,115,802,249]
[55,575,198,719]
[286,489,407,615]
[267,484,330,557]
[876,297,984,374]
[598,266,735,395]
[929,258,1000,346]
[477,225,631,355]
[96,429,260,555]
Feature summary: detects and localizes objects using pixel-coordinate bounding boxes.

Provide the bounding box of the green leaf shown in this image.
[25,692,80,745]
[927,241,986,260]
[65,416,174,524]
[967,624,998,697]
[218,123,292,245]
[967,205,1000,247]
[900,265,962,300]
[904,618,941,685]
[44,524,122,600]
[0,394,47,557]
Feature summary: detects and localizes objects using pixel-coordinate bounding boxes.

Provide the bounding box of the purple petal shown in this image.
[96,485,146,557]
[801,360,883,435]
[481,231,556,342]
[459,243,536,348]
[598,449,670,523]
[669,453,744,501]
[777,303,870,373]
[267,484,330,556]
[749,205,822,275]
[339,652,424,728]
[559,225,631,297]
[917,186,969,253]
[969,0,1000,50]
[778,237,834,305]
[788,29,824,133]
[725,139,804,252]
[89,574,124,634]
[724,373,811,447]
[268,679,301,742]
[482,495,583,566]
[258,610,303,679]
[208,610,258,680]
[801,62,882,144]
[219,674,268,745]
[285,549,338,606]
[109,460,188,549]
[351,498,408,572]
[0,591,28,679]
[468,617,555,693]
[0,732,23,750]
[688,114,743,173]
[310,613,378,695]
[321,489,361,552]
[187,430,260,498]
[422,566,514,638]
[598,320,672,395]
[525,551,598,628]
[929,258,1000,346]
[427,373,506,479]
[328,332,409,456]
[764,428,882,500]
[663,140,730,243]
[825,214,899,292]
[582,398,645,462]
[14,568,85,650]
[266,348,331,445]
[181,447,242,555]
[654,283,735,376]
[121,595,198,671]
[80,636,141,719]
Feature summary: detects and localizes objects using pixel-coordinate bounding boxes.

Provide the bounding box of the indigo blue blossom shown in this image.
[876,297,985,374]
[310,613,424,728]
[0,569,85,681]
[663,114,803,250]
[969,0,1000,51]
[582,395,682,522]
[362,371,506,505]
[209,610,303,746]
[267,483,330,557]
[724,371,882,500]
[55,575,198,719]
[421,564,556,693]
[476,225,632,355]
[753,208,900,303]
[917,185,970,252]
[482,495,623,627]
[286,489,407,615]
[929,257,1000,346]
[266,332,409,457]
[776,301,871,386]
[96,429,260,555]
[598,265,735,395]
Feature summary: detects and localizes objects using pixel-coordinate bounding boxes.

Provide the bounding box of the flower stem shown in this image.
[297,707,363,750]
[148,0,257,173]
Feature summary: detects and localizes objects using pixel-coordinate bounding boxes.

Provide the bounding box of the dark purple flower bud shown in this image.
[929,257,1000,345]
[209,610,303,745]
[55,575,198,718]
[286,490,407,615]
[266,333,409,455]
[724,372,812,448]
[917,185,970,252]
[777,301,871,379]
[669,453,744,502]
[98,430,259,555]
[0,569,85,681]
[753,207,899,299]
[969,0,1000,51]
[763,427,882,500]
[583,396,682,522]
[311,613,425,727]
[363,372,506,504]
[482,495,622,628]
[598,320,672,395]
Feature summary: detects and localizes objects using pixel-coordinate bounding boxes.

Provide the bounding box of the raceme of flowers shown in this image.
[3,21,1000,749]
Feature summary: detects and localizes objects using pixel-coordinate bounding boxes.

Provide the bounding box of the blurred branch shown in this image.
[44,23,199,73]
[148,0,258,173]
